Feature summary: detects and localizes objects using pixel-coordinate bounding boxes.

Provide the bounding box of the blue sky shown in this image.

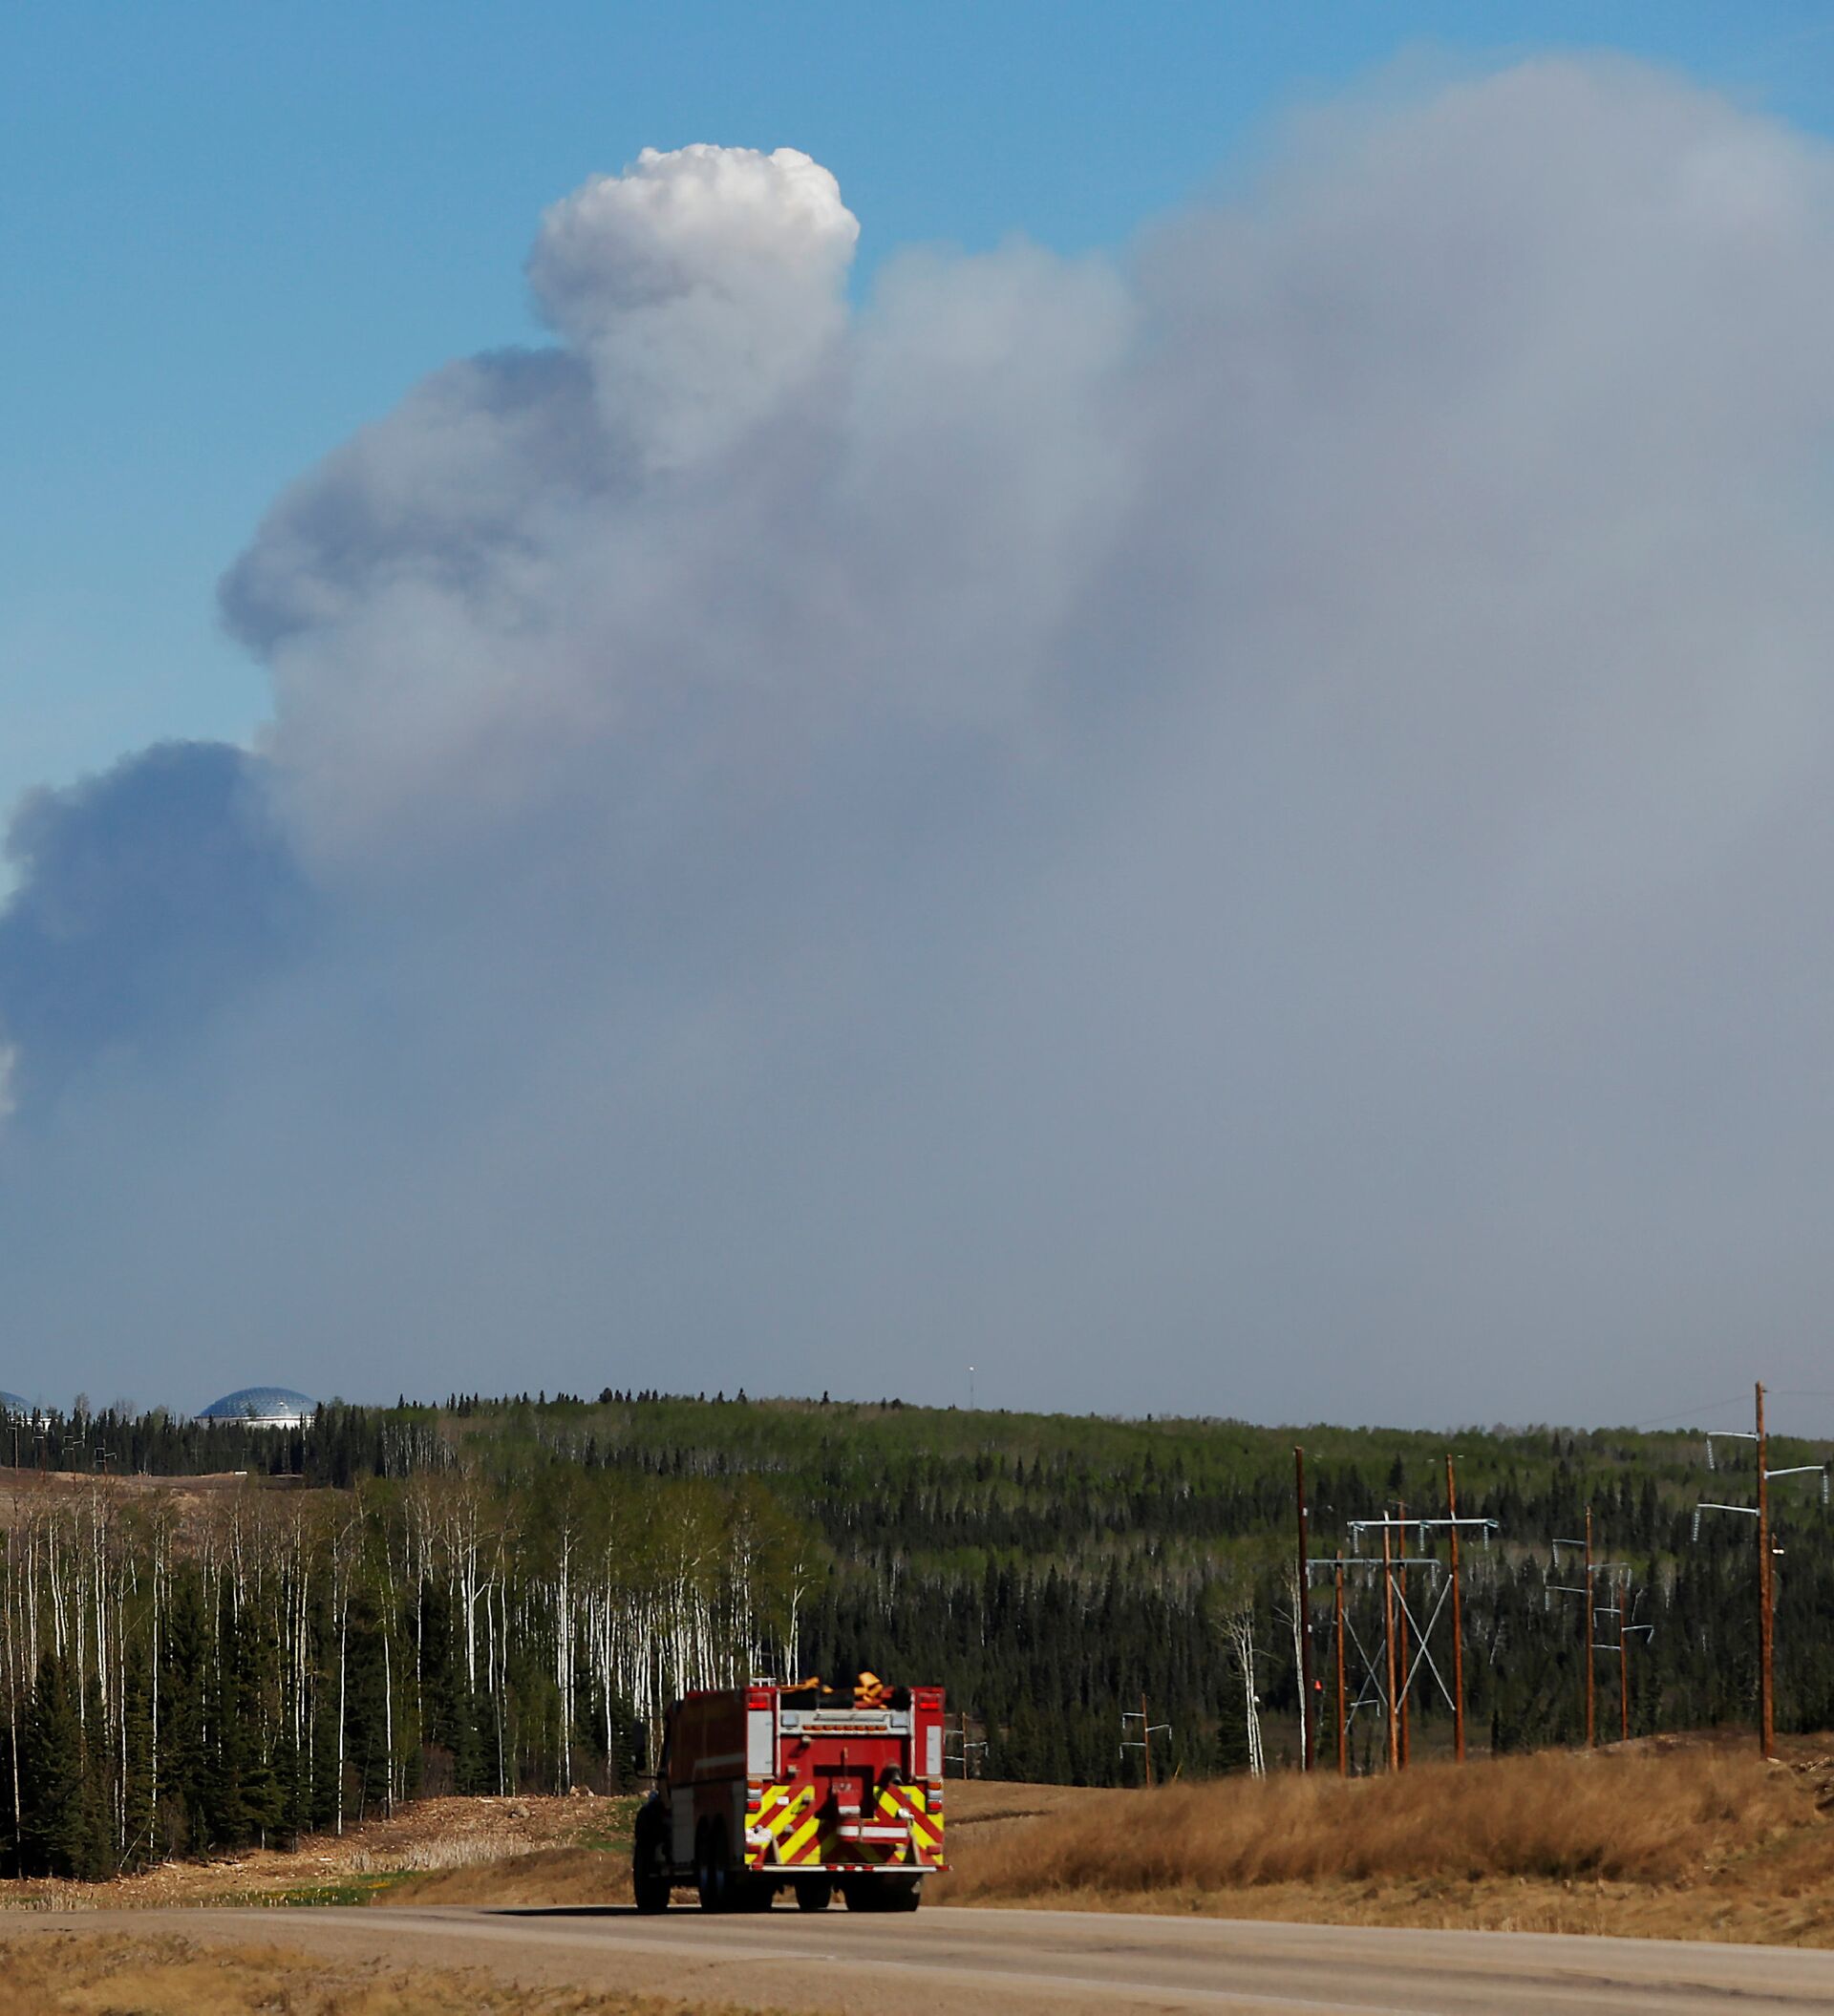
[7,1,1834,854]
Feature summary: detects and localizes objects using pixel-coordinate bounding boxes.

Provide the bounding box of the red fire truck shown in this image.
[632,1676,947,1912]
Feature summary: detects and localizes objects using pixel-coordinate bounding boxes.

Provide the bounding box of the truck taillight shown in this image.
[925,1721,943,1778]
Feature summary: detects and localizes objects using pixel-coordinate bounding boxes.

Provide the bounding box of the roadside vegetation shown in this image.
[0,1932,766,2016]
[0,1794,627,1910]
[937,1742,1834,1943]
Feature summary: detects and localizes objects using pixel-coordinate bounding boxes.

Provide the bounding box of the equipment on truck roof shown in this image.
[632,1675,947,1915]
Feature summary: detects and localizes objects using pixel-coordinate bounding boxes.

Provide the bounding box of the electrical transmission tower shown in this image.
[1302,1456,1497,1774]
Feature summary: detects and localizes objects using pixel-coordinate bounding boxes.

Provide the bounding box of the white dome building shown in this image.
[197,1386,317,1430]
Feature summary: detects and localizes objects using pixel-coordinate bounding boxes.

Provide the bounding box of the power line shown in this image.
[1622,1395,1761,1432]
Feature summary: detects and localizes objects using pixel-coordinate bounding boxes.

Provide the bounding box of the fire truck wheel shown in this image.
[794,1878,833,1911]
[695,1820,733,1912]
[630,1805,672,1914]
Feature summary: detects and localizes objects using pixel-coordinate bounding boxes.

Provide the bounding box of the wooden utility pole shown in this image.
[1757,1381,1776,1760]
[1295,1447,1314,1772]
[1334,1554,1348,1777]
[1694,1381,1827,1761]
[1381,1517,1399,1772]
[1584,1504,1595,1749]
[1410,1499,1418,1766]
[1619,1597,1631,1744]
[1141,1692,1154,1790]
[1446,1454,1466,1763]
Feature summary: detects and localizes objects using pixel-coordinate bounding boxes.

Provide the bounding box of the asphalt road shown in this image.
[9,1903,1834,2013]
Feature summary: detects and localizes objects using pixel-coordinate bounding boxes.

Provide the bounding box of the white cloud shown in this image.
[528,142,859,469]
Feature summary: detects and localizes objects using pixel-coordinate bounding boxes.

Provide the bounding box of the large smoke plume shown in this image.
[7,68,1834,1421]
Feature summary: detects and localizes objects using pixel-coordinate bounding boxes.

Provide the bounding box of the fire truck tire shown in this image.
[794,1878,833,1911]
[881,1876,923,1912]
[630,1804,672,1914]
[695,1820,734,1912]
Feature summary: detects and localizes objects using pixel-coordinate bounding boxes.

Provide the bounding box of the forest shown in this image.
[0,1388,1828,1878]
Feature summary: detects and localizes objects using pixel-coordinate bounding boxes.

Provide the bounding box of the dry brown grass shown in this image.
[0,1932,768,2015]
[378,1842,629,1907]
[0,1794,614,1911]
[934,1743,1834,1942]
[949,1745,1808,1892]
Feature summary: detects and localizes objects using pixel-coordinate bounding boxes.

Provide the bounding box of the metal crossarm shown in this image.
[1348,1516,1498,1539]
[1693,1501,1759,1541]
[1308,1556,1441,1576]
[1706,1430,1759,1472]
[1764,1465,1830,1511]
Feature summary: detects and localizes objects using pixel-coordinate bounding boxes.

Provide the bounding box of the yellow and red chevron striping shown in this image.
[747,1783,817,1867]
[875,1781,945,1864]
[747,1780,947,1870]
